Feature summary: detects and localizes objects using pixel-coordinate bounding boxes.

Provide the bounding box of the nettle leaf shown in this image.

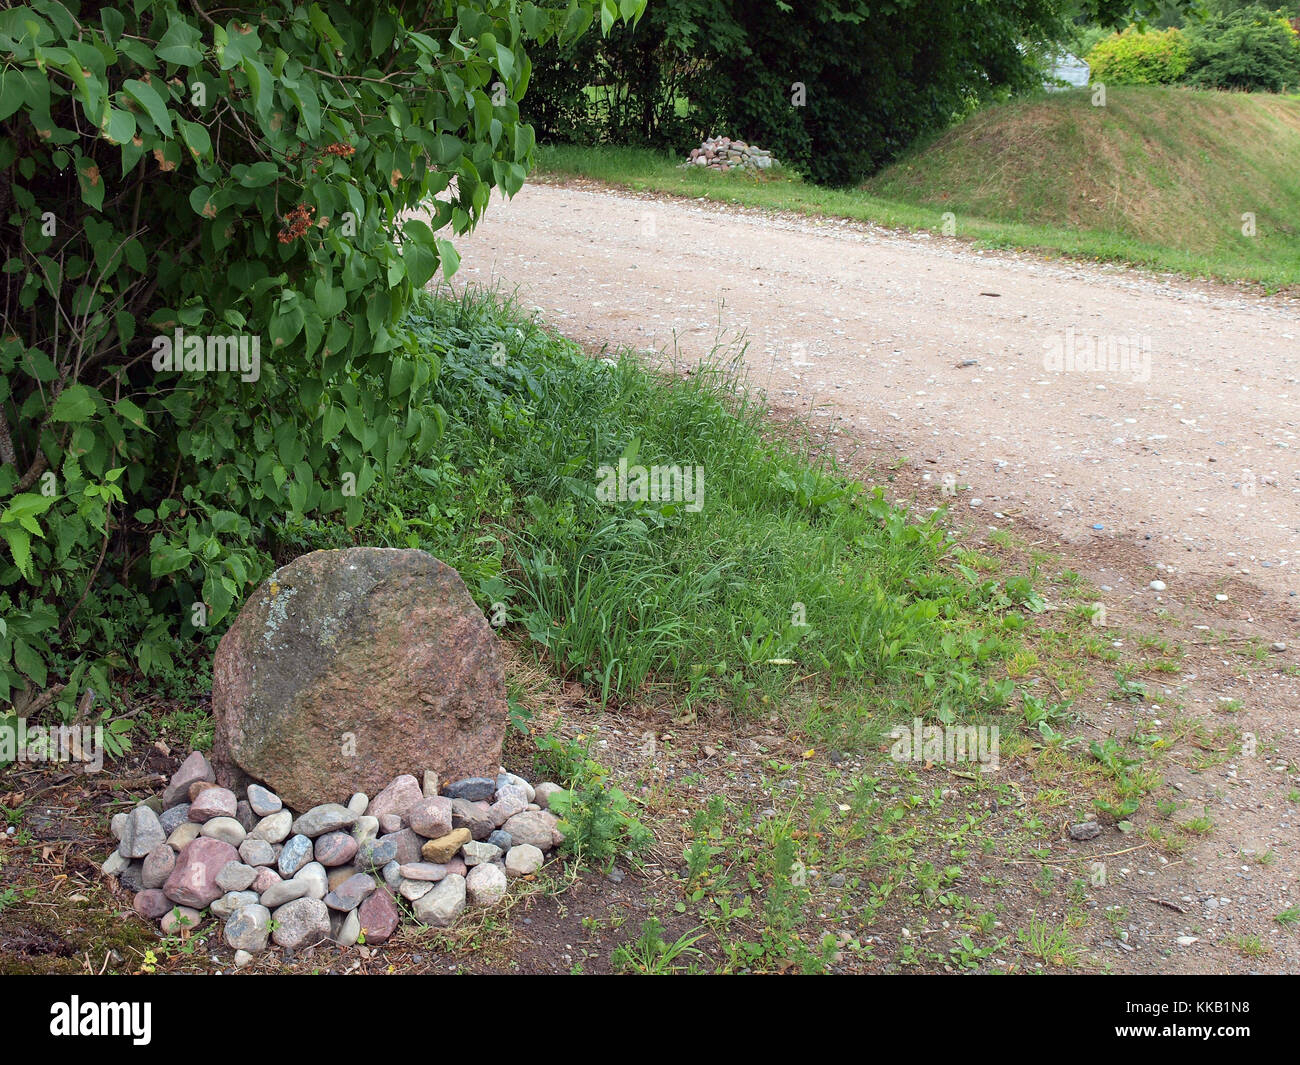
[1,492,56,535]
[49,383,100,421]
[3,526,33,580]
[150,544,193,577]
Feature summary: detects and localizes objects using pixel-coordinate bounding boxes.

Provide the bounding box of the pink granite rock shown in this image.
[210,549,506,811]
[162,837,239,908]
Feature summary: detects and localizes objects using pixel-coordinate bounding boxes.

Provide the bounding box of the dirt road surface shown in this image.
[456,179,1300,973]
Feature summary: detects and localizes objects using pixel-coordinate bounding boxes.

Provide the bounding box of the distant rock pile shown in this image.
[104,751,564,965]
[682,136,775,173]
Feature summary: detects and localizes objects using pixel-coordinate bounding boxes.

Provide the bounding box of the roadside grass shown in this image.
[284,285,1033,732]
[272,286,1197,972]
[494,500,1201,974]
[535,86,1300,291]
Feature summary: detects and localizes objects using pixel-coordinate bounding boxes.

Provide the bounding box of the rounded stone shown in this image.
[210,549,507,812]
[133,889,172,919]
[357,888,400,944]
[366,775,423,822]
[141,843,176,890]
[278,834,314,876]
[215,861,257,892]
[162,751,214,808]
[261,878,311,908]
[291,803,358,839]
[466,862,507,906]
[398,862,448,881]
[239,838,276,867]
[400,878,435,900]
[188,787,237,823]
[211,890,260,919]
[158,804,192,834]
[188,780,220,802]
[121,806,167,859]
[293,861,329,901]
[224,903,272,952]
[421,828,470,864]
[163,837,239,908]
[408,796,453,839]
[462,841,501,867]
[199,816,246,846]
[252,866,283,893]
[246,784,282,817]
[314,831,359,867]
[501,810,563,851]
[412,873,465,927]
[160,905,203,934]
[445,777,496,802]
[351,816,380,846]
[250,809,292,843]
[331,908,361,946]
[270,897,331,950]
[324,872,377,911]
[505,844,544,877]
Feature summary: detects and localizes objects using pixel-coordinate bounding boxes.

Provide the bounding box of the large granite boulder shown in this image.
[211,548,505,811]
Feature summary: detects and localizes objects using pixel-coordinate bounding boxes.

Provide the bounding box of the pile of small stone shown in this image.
[103,751,564,964]
[681,136,776,173]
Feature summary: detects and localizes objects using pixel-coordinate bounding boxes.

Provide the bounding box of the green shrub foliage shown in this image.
[0,0,642,718]
[1181,5,1300,92]
[1085,26,1193,84]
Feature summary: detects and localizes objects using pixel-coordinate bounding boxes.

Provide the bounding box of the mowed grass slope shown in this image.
[536,87,1300,289]
[868,86,1300,279]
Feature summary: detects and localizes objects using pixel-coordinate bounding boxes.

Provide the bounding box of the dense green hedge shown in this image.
[1183,6,1300,92]
[1086,7,1300,91]
[1086,26,1192,84]
[0,0,642,725]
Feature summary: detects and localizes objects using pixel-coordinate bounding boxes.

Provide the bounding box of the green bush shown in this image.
[0,0,640,722]
[1086,27,1192,84]
[1182,6,1300,92]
